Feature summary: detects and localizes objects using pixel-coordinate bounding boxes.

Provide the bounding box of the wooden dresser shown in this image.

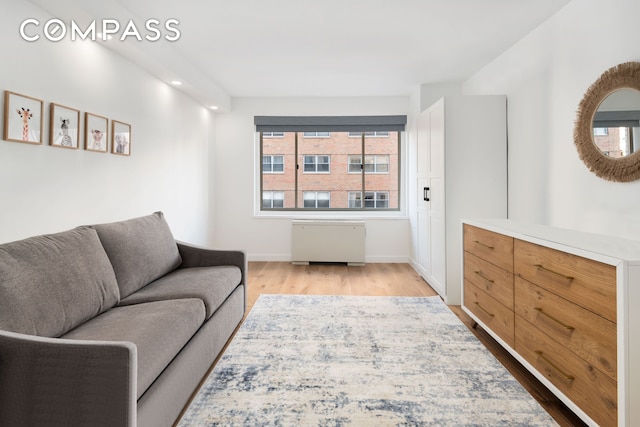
[462,219,640,427]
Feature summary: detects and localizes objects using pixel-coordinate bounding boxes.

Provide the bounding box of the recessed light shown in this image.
[171,80,183,86]
[209,105,219,110]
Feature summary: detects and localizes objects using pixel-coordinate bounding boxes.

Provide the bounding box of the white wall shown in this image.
[0,1,214,244]
[463,0,640,240]
[214,96,412,262]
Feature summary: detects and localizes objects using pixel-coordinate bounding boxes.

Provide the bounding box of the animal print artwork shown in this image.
[111,121,131,156]
[58,118,73,147]
[16,107,32,141]
[115,133,129,153]
[90,129,105,151]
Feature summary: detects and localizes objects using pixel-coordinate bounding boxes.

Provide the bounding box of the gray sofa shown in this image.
[0,212,246,427]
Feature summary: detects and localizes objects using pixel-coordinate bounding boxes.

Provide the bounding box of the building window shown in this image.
[263,155,284,173]
[303,132,330,138]
[303,191,330,208]
[348,191,389,209]
[348,155,389,173]
[348,131,389,137]
[593,128,609,136]
[262,191,284,208]
[256,115,405,211]
[304,155,330,173]
[263,132,285,137]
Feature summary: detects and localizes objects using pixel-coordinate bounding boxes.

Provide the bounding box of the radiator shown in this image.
[291,220,366,266]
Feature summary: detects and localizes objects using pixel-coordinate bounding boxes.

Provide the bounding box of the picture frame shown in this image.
[85,112,109,153]
[50,103,80,149]
[112,120,131,156]
[3,91,44,145]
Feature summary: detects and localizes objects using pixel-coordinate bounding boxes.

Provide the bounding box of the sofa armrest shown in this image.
[176,241,247,311]
[0,329,137,427]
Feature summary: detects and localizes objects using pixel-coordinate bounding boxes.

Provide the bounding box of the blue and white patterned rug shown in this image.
[178,295,558,426]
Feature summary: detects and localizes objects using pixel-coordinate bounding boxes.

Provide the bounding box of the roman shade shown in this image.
[593,110,640,128]
[254,115,407,132]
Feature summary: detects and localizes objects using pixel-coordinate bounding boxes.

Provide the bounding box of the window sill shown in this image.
[253,209,408,221]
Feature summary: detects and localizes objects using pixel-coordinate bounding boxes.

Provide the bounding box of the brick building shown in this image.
[593,127,632,158]
[261,131,399,209]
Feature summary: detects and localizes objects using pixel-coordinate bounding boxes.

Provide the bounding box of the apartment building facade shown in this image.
[261,131,399,210]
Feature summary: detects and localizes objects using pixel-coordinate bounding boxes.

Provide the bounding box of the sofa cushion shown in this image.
[62,299,206,399]
[0,227,120,337]
[118,266,242,319]
[93,212,182,298]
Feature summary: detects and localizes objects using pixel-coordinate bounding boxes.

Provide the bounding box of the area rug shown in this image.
[177,295,558,426]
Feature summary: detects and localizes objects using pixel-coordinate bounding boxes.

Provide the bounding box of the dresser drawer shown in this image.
[464,280,514,347]
[514,239,616,322]
[464,225,513,271]
[514,276,617,381]
[464,251,514,309]
[515,316,617,427]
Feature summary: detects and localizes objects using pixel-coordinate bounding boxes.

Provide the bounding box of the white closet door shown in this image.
[427,99,446,296]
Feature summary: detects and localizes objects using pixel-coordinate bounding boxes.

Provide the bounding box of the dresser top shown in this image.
[463,218,640,264]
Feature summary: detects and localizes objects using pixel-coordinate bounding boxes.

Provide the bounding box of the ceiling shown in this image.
[27,0,572,111]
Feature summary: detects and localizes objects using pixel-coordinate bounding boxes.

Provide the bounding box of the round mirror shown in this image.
[574,62,640,182]
[592,88,640,158]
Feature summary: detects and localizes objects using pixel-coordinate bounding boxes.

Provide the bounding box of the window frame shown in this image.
[258,128,402,213]
[348,154,390,174]
[348,191,390,209]
[262,190,285,208]
[262,155,285,174]
[303,155,331,174]
[262,131,285,138]
[348,131,389,137]
[303,191,330,209]
[303,131,331,138]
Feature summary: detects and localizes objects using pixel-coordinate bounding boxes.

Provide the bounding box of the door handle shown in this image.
[423,187,430,201]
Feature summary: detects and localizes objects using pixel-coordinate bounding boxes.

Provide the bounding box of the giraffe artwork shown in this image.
[16,107,32,141]
[4,92,43,144]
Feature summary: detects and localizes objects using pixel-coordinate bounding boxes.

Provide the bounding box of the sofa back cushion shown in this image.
[93,212,182,298]
[0,226,120,337]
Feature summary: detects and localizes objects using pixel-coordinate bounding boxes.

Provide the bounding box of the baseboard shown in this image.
[248,254,410,263]
[247,254,291,262]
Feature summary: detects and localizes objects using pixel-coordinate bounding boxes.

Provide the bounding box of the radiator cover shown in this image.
[291,220,365,266]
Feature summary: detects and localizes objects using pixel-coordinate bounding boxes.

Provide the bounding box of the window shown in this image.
[303,132,330,138]
[348,191,389,209]
[263,155,284,173]
[348,155,389,173]
[263,132,284,137]
[303,191,330,208]
[262,191,284,208]
[255,115,405,211]
[348,131,389,137]
[593,128,609,136]
[365,192,389,208]
[304,155,330,173]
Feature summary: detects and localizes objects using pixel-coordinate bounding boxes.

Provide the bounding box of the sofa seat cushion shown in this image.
[119,266,242,319]
[0,227,120,337]
[62,299,205,399]
[92,212,182,299]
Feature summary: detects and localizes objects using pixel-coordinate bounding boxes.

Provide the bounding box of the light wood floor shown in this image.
[246,261,587,427]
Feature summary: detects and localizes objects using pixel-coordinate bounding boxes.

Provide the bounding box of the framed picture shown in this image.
[3,91,44,145]
[112,120,131,156]
[50,103,80,149]
[85,112,109,153]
